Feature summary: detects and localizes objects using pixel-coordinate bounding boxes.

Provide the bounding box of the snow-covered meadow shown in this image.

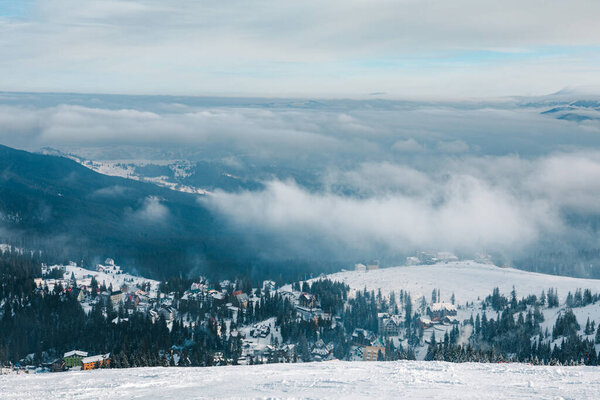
[1,360,599,399]
[317,261,600,304]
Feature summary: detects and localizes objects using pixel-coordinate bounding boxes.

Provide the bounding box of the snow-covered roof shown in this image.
[429,302,457,312]
[82,353,110,364]
[64,350,88,358]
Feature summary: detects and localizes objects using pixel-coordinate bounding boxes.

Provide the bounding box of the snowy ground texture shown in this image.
[1,361,599,399]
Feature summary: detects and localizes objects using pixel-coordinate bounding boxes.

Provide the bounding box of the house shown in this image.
[354,263,367,272]
[73,288,86,302]
[442,315,460,325]
[63,350,88,368]
[364,338,385,361]
[159,306,177,322]
[235,293,250,308]
[110,290,123,307]
[427,302,457,319]
[311,339,334,361]
[417,316,434,329]
[298,292,318,309]
[81,353,110,370]
[378,313,403,337]
[51,358,66,372]
[351,328,377,346]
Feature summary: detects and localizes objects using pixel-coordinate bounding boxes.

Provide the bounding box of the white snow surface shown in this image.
[1,361,599,399]
[318,261,600,303]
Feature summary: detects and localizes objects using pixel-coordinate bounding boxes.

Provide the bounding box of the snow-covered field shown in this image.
[1,361,599,399]
[320,261,600,303]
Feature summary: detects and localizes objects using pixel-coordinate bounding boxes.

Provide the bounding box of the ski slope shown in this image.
[1,361,599,399]
[320,261,600,304]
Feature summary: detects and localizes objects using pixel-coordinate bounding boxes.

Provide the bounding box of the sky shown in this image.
[1,0,600,98]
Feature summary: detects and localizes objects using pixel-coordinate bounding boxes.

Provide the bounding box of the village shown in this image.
[1,257,470,374]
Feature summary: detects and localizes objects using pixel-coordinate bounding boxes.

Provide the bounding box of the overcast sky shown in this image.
[1,0,600,98]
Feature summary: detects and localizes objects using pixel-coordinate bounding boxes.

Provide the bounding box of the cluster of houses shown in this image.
[417,302,459,329]
[33,259,183,323]
[44,350,110,373]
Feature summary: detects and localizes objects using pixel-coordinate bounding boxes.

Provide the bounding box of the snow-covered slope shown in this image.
[1,361,599,399]
[63,264,160,298]
[320,261,600,303]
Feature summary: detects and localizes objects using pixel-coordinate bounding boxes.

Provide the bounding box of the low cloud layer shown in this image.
[204,152,600,261]
[2,93,600,269]
[130,196,169,224]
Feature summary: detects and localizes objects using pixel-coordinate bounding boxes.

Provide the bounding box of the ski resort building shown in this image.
[63,350,88,368]
[81,354,110,370]
[378,313,403,337]
[426,302,457,319]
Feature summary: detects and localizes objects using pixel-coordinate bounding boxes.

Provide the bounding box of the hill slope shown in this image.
[0,144,253,278]
[318,261,600,303]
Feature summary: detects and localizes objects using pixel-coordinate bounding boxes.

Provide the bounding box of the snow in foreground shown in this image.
[1,361,599,399]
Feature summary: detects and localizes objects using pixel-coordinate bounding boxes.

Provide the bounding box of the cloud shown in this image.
[436,140,470,153]
[91,185,131,198]
[131,196,169,223]
[1,1,600,96]
[391,138,425,153]
[204,150,600,261]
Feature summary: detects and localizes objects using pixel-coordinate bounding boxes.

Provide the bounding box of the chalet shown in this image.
[442,315,460,325]
[364,338,385,361]
[378,313,402,337]
[427,302,457,319]
[298,292,318,309]
[311,339,334,361]
[81,353,110,370]
[351,328,377,346]
[63,350,88,368]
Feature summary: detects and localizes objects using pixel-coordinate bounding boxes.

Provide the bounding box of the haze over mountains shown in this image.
[1,91,600,279]
[0,144,336,281]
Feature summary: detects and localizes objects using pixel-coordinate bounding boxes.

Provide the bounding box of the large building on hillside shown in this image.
[427,302,457,319]
[64,350,88,368]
